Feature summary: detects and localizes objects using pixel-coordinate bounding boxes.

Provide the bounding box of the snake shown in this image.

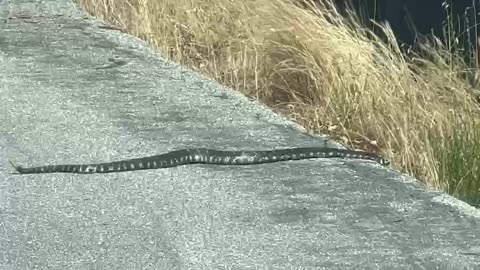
[9,147,390,174]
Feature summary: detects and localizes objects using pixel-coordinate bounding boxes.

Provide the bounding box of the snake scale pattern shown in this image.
[10,147,390,174]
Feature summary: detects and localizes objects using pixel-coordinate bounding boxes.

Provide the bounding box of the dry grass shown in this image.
[74,0,480,200]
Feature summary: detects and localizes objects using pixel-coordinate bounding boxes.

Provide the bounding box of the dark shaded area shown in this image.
[336,0,480,65]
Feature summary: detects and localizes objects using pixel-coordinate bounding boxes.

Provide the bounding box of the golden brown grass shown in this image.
[74,0,480,199]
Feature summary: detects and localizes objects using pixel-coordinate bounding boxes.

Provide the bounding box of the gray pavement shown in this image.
[1,0,480,269]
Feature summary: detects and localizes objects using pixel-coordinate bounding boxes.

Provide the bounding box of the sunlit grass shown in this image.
[431,120,480,207]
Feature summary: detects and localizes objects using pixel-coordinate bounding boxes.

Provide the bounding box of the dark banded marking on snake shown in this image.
[9,147,390,174]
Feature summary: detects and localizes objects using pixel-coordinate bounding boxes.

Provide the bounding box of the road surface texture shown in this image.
[1,0,479,269]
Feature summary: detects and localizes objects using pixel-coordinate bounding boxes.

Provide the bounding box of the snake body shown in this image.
[10,147,390,174]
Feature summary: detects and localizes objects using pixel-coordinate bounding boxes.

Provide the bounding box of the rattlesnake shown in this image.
[10,147,389,174]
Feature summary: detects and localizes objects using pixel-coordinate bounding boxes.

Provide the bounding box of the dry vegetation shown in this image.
[74,0,480,205]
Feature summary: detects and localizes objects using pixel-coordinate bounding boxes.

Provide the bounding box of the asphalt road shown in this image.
[1,0,480,269]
